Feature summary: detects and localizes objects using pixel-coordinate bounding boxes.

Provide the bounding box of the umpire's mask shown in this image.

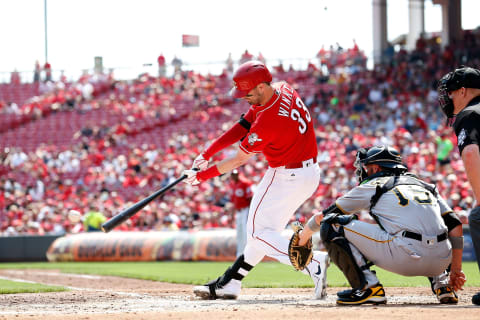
[437,71,456,125]
[437,66,480,125]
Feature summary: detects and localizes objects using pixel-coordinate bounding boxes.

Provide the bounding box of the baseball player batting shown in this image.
[183,61,329,300]
[296,145,466,305]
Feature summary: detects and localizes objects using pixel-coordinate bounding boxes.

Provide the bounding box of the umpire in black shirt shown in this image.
[438,66,480,305]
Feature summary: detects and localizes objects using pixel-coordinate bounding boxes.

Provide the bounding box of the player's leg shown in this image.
[193,168,281,299]
[342,219,451,277]
[468,206,480,305]
[243,165,320,263]
[194,165,322,299]
[242,165,328,298]
[429,270,458,304]
[193,253,252,300]
[247,164,326,298]
[320,214,384,305]
[332,218,451,305]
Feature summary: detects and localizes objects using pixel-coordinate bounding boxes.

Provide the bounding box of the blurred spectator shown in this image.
[1,32,480,236]
[83,205,107,232]
[158,214,180,231]
[226,53,234,73]
[436,131,454,169]
[66,210,84,233]
[10,69,20,85]
[33,60,41,83]
[240,49,253,63]
[171,56,183,73]
[157,53,166,77]
[43,61,52,82]
[257,52,266,64]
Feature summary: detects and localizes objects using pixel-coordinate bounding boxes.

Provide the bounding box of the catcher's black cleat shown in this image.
[472,292,480,305]
[336,288,353,298]
[435,286,458,304]
[336,284,386,305]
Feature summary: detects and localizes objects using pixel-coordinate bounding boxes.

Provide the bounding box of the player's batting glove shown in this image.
[183,169,200,186]
[192,154,209,170]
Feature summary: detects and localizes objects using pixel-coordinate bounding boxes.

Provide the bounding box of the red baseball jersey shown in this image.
[229,178,253,210]
[240,83,318,167]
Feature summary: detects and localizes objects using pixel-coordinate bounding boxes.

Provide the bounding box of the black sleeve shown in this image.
[442,211,462,232]
[238,114,251,131]
[455,112,480,155]
[322,203,345,215]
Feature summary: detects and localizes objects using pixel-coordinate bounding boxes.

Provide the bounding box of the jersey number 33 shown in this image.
[290,97,311,134]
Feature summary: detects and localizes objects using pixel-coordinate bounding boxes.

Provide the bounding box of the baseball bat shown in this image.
[101,174,187,233]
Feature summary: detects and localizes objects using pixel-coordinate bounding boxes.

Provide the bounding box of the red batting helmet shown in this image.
[230,61,272,98]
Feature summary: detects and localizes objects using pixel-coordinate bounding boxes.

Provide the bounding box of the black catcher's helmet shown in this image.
[354,145,407,183]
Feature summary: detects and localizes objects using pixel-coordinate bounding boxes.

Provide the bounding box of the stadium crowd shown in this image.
[0,30,479,235]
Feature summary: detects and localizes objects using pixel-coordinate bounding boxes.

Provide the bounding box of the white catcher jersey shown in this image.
[336,176,451,237]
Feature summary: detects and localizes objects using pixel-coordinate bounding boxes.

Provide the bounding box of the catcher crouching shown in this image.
[291,146,466,305]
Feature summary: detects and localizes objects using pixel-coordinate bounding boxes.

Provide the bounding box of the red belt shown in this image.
[284,158,317,169]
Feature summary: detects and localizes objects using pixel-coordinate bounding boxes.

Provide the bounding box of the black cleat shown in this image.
[336,284,387,305]
[472,291,480,305]
[337,288,353,298]
[434,286,458,304]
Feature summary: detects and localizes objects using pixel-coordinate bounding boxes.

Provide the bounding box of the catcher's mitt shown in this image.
[288,222,313,271]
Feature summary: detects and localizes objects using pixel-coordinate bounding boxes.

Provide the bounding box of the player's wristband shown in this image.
[306,215,321,232]
[449,236,464,249]
[197,165,221,182]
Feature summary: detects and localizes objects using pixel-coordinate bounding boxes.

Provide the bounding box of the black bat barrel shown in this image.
[101,175,187,232]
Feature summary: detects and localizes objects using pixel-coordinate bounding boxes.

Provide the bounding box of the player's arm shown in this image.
[214,147,254,175]
[437,192,466,290]
[298,203,345,246]
[201,113,252,160]
[298,214,322,246]
[192,113,252,170]
[184,147,254,185]
[461,144,480,202]
[448,223,465,291]
[297,183,373,246]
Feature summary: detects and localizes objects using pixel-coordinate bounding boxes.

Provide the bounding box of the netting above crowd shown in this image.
[1,30,479,236]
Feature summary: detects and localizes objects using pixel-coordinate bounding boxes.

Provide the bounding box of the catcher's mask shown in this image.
[354,147,369,183]
[355,145,407,183]
[437,66,480,125]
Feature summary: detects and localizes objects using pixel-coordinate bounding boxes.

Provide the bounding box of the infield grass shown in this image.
[0,278,67,294]
[0,261,479,289]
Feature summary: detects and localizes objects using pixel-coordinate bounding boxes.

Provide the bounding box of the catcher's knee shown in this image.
[320,216,366,289]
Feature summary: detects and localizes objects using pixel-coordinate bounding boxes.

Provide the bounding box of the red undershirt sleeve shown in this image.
[202,122,249,160]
